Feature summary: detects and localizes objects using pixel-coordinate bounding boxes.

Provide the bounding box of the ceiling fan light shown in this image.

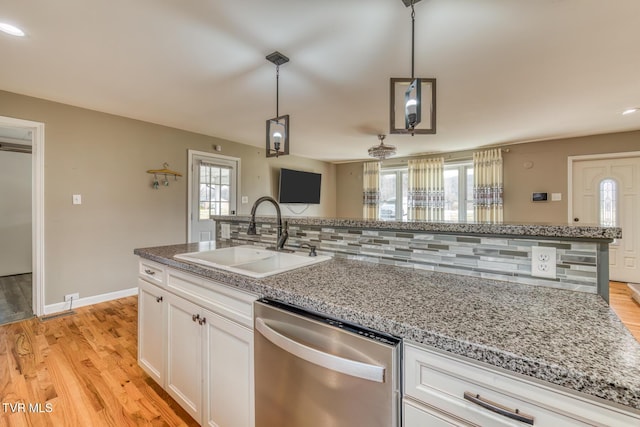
[368,135,396,160]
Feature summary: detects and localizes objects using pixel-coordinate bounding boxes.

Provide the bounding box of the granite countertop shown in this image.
[212,215,622,240]
[134,242,640,412]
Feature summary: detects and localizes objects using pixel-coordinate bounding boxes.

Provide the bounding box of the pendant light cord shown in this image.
[276,65,280,118]
[410,2,415,79]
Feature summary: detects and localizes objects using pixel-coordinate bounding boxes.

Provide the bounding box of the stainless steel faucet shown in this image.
[247,196,289,250]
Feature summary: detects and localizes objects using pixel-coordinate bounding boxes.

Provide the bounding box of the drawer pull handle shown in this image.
[198,317,207,326]
[464,391,534,425]
[155,296,163,303]
[192,314,200,322]
[144,269,156,275]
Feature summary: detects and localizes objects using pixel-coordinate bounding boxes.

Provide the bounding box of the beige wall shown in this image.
[0,90,336,306]
[503,132,639,222]
[335,161,364,219]
[0,150,32,276]
[336,132,640,222]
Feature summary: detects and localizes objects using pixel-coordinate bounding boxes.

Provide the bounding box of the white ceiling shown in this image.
[1,0,639,162]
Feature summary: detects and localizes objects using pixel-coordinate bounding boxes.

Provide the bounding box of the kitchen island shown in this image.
[134,240,640,415]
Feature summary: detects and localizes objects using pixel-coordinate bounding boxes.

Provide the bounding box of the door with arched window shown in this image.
[572,155,640,283]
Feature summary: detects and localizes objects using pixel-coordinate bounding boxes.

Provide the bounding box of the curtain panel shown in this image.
[473,148,504,222]
[362,161,380,220]
[407,157,444,221]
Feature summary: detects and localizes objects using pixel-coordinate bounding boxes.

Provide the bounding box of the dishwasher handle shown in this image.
[255,317,385,383]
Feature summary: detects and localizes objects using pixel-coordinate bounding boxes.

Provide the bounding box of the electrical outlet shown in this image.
[64,293,79,302]
[221,223,231,239]
[531,246,557,279]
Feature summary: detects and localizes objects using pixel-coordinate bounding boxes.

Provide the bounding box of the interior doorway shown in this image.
[570,152,640,283]
[0,116,45,318]
[0,131,33,324]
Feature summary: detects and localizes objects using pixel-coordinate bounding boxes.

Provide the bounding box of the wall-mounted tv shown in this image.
[278,168,321,204]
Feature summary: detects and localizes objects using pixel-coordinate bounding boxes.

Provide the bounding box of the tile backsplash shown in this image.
[218,220,599,293]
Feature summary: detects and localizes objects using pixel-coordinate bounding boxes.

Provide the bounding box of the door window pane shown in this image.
[600,179,617,227]
[199,164,232,220]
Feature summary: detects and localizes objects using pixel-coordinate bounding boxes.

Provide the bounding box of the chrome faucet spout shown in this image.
[248,196,288,250]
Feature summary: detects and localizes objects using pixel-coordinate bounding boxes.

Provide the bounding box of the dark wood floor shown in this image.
[0,296,198,426]
[0,273,34,325]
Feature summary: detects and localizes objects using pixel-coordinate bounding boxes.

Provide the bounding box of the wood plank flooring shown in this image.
[0,274,33,325]
[610,281,640,342]
[0,296,198,427]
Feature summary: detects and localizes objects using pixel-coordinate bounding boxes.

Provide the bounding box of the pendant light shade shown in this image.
[390,0,436,136]
[266,51,290,158]
[266,114,289,157]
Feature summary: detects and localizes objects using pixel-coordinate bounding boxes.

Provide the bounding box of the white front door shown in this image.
[571,154,640,283]
[188,150,239,243]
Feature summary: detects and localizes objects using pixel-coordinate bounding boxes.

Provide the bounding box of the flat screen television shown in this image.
[278,168,321,204]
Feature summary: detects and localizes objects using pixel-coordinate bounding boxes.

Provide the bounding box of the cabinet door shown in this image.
[166,293,204,423]
[204,312,254,427]
[138,279,166,385]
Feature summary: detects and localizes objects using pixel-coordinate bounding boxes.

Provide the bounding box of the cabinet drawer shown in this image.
[139,260,165,285]
[167,269,258,328]
[404,342,640,427]
[404,399,471,427]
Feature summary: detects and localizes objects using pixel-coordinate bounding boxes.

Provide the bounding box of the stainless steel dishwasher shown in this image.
[254,298,401,427]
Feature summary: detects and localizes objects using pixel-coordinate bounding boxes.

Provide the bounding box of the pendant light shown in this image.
[368,134,396,160]
[390,0,436,135]
[266,51,290,158]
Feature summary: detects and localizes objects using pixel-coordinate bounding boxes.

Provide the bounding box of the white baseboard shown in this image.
[43,287,138,315]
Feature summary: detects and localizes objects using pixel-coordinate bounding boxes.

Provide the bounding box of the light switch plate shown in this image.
[531,246,557,279]
[241,196,248,204]
[551,193,562,201]
[72,194,82,205]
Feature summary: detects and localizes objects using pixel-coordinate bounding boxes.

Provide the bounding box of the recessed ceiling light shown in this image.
[622,108,638,115]
[0,23,25,37]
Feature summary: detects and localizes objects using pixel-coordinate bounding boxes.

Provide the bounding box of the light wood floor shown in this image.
[0,296,198,426]
[610,281,640,341]
[0,285,638,426]
[0,274,34,325]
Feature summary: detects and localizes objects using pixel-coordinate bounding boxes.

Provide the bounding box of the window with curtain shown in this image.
[473,148,504,222]
[362,161,380,220]
[407,158,445,221]
[444,162,474,222]
[378,169,408,221]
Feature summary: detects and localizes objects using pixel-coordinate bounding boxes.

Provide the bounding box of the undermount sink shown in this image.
[174,245,331,278]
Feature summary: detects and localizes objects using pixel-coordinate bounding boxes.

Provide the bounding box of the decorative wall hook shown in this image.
[147,163,182,189]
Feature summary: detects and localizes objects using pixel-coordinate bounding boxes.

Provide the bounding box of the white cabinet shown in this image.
[403,342,640,427]
[137,262,167,385]
[204,311,254,427]
[138,260,258,427]
[166,293,206,422]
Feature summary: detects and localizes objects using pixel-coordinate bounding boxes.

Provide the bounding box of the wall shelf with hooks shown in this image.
[147,163,182,189]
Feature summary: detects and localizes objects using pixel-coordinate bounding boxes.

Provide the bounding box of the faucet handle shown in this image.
[300,243,317,257]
